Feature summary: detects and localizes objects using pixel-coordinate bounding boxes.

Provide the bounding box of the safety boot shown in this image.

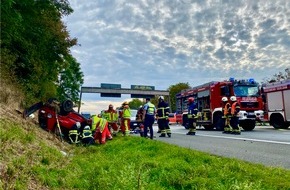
[159,133,166,137]
[167,133,171,138]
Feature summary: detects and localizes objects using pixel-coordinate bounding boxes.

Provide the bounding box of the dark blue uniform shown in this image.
[157,101,171,137]
[187,102,198,135]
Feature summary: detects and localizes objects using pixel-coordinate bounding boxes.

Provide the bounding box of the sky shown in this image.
[62,0,290,114]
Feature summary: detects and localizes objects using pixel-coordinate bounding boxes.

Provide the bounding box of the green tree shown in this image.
[129,98,143,109]
[167,83,191,112]
[57,56,84,103]
[1,0,82,105]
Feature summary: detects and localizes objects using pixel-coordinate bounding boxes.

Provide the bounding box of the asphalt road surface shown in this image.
[143,124,290,170]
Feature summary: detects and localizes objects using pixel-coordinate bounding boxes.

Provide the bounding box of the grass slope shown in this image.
[1,116,290,190]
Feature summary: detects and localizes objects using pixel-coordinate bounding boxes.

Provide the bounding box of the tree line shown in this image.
[1,0,83,106]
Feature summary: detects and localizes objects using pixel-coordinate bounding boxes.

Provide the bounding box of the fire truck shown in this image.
[262,79,290,129]
[176,78,264,131]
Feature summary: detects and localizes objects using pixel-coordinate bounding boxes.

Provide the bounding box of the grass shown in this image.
[1,117,290,190]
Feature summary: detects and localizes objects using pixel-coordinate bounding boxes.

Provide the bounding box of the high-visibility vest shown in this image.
[105,110,118,122]
[146,102,156,115]
[223,103,231,115]
[96,118,108,133]
[231,102,240,115]
[123,108,131,119]
[91,115,99,131]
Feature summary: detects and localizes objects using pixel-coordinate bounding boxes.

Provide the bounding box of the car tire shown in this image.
[62,100,74,113]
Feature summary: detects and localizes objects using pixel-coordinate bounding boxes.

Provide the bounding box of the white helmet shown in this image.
[29,114,35,119]
[84,125,90,130]
[222,97,228,102]
[159,96,164,100]
[230,96,237,101]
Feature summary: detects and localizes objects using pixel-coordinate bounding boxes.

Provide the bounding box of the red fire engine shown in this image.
[176,78,264,131]
[262,79,290,129]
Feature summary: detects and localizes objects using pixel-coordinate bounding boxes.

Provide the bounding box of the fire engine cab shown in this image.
[176,78,264,131]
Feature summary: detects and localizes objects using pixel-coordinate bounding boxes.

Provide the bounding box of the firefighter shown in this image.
[157,96,171,137]
[93,116,113,144]
[142,98,156,139]
[68,122,81,144]
[121,101,131,136]
[221,97,232,134]
[104,104,119,136]
[230,96,241,135]
[186,97,198,135]
[81,125,95,145]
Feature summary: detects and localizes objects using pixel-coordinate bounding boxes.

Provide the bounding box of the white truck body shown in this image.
[263,79,290,129]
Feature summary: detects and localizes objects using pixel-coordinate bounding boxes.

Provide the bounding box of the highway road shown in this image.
[145,124,290,170]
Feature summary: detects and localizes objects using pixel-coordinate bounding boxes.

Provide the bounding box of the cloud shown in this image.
[64,0,290,100]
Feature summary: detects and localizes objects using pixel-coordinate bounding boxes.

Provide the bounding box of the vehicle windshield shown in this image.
[130,109,138,120]
[233,85,259,97]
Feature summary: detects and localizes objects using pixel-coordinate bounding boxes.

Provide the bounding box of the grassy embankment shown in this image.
[1,116,290,190]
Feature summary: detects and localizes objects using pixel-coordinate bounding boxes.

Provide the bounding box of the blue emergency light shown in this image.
[229,77,235,82]
[248,78,255,84]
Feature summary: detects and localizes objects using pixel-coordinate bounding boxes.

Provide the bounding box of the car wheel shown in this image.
[62,100,74,113]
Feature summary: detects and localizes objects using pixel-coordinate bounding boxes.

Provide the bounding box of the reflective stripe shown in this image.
[82,129,93,138]
[105,110,118,122]
[69,130,80,143]
[157,107,169,118]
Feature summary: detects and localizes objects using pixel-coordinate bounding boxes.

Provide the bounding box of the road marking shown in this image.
[174,131,290,145]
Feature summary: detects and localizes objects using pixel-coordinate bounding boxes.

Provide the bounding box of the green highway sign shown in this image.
[131,85,155,90]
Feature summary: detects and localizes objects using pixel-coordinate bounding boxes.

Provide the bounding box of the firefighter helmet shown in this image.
[122,101,129,105]
[222,97,228,102]
[159,96,164,100]
[230,96,237,101]
[188,97,194,103]
[29,114,35,119]
[84,125,90,130]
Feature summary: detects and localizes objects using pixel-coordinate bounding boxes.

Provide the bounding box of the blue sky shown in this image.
[62,0,290,113]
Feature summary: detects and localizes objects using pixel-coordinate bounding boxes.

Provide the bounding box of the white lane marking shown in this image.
[174,131,290,145]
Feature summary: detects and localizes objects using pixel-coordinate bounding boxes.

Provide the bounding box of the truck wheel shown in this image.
[240,120,256,131]
[213,112,223,131]
[270,114,286,129]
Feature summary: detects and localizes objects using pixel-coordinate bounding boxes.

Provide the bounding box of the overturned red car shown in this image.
[24,98,91,141]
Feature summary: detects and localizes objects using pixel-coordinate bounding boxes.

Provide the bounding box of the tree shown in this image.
[167,83,191,112]
[1,0,83,105]
[57,56,84,103]
[129,98,143,109]
[263,68,290,83]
